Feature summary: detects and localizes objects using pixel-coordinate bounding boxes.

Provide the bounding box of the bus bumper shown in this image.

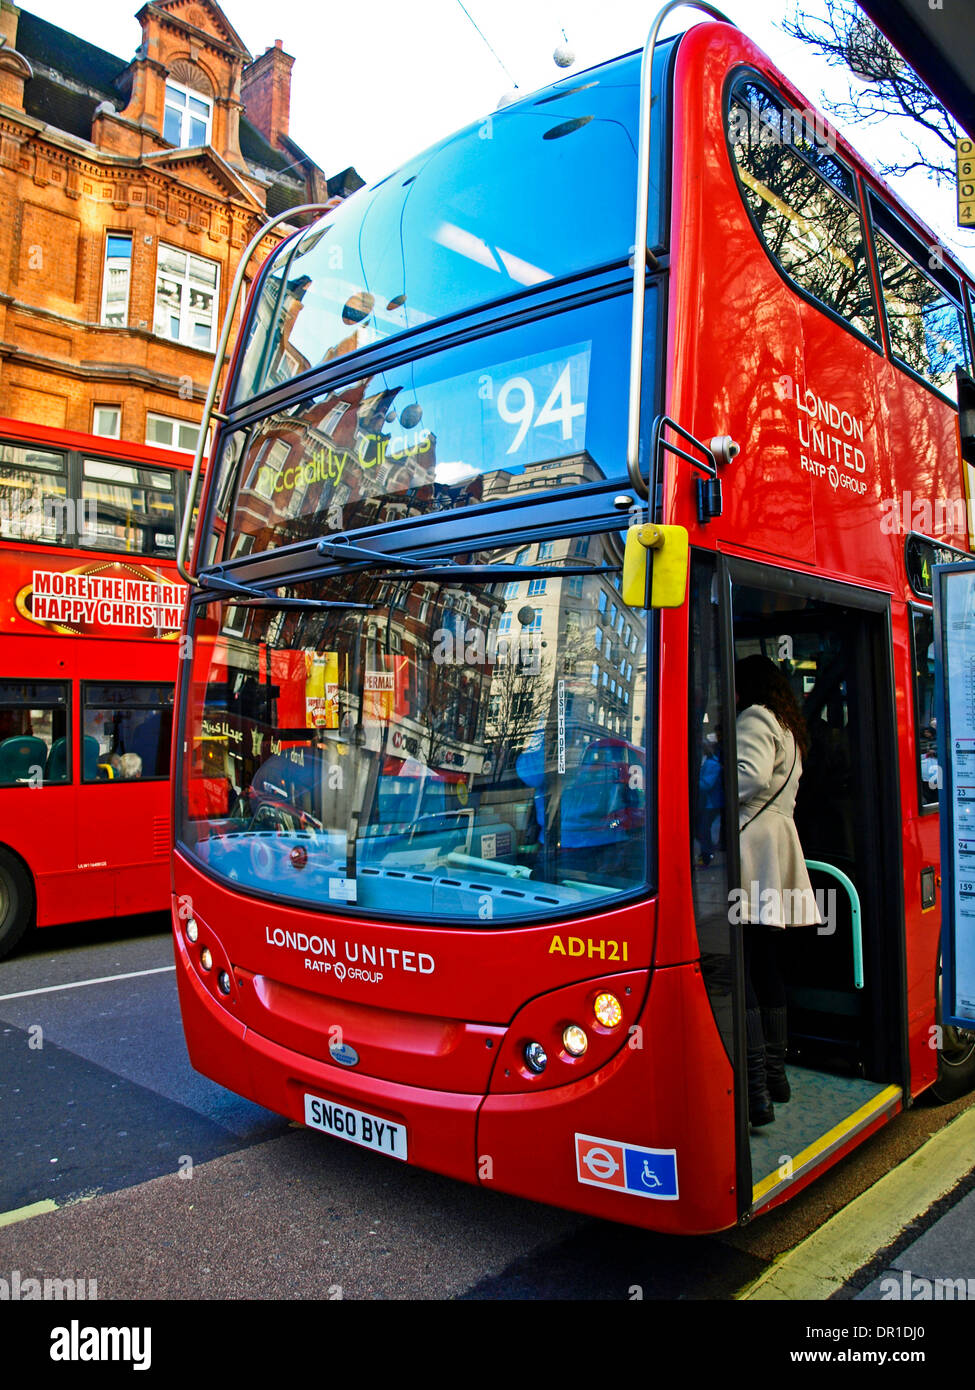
[174,915,737,1232]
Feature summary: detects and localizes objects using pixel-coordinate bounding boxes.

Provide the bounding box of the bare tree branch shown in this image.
[781,0,959,183]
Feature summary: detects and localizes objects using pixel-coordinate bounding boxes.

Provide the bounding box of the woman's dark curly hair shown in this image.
[735,654,809,759]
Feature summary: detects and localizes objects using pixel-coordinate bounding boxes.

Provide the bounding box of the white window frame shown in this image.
[154,243,220,352]
[92,405,122,439]
[100,232,133,327]
[163,79,213,149]
[146,412,201,454]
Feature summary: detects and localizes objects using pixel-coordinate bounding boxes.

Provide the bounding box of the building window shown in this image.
[572,537,590,557]
[146,413,201,454]
[164,80,212,149]
[498,614,512,633]
[92,405,121,439]
[527,578,547,597]
[537,541,554,560]
[101,233,132,326]
[566,576,584,597]
[154,244,219,350]
[502,581,519,599]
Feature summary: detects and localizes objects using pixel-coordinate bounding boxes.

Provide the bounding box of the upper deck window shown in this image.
[0,443,68,545]
[81,459,177,557]
[727,78,877,340]
[231,58,642,405]
[867,193,971,400]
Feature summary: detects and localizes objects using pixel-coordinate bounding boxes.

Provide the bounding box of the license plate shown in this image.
[304,1094,408,1160]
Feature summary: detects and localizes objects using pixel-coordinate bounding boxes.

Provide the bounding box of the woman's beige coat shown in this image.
[737,704,820,927]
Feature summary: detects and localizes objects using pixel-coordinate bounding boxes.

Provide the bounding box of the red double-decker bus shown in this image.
[0,418,193,957]
[170,9,975,1233]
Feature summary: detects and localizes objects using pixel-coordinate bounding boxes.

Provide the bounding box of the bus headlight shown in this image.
[200,946,212,971]
[524,1041,547,1073]
[185,917,198,943]
[562,1024,588,1056]
[593,993,622,1028]
[217,970,231,995]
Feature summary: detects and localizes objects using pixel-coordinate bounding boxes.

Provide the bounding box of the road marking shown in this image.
[0,1199,58,1227]
[737,1105,975,1300]
[0,965,175,1002]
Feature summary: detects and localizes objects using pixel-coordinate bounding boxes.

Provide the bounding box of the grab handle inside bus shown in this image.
[176,202,339,587]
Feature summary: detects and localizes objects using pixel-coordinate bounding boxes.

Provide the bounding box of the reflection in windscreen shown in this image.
[233,58,638,403]
[181,536,649,924]
[204,290,636,566]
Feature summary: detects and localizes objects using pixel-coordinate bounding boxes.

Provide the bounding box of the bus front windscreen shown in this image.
[179,537,650,924]
[233,55,641,405]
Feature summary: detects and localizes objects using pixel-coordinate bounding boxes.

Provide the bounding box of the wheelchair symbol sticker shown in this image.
[575,1133,678,1200]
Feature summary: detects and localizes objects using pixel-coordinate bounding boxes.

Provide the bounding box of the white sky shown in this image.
[18,0,975,268]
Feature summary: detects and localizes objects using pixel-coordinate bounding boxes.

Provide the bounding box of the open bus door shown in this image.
[688,552,908,1220]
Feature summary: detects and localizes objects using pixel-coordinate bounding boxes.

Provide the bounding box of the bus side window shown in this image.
[81,683,175,782]
[0,681,70,785]
[911,608,938,809]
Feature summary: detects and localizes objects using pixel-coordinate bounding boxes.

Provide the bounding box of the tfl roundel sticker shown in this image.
[575,1133,679,1200]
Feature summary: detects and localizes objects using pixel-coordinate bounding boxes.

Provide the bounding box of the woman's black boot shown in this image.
[762,1006,791,1103]
[746,1008,774,1126]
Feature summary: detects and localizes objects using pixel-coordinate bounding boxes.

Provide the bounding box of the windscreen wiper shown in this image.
[197,571,372,610]
[316,538,617,581]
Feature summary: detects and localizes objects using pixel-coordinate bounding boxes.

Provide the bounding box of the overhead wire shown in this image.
[454,0,520,88]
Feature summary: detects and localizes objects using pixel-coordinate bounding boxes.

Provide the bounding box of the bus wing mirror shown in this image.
[622,524,689,609]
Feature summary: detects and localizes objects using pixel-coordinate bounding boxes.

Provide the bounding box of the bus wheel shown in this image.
[0,849,34,960]
[929,961,975,1103]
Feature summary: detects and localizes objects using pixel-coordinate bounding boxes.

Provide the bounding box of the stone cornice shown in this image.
[0,117,282,225]
[5,297,225,364]
[0,337,213,395]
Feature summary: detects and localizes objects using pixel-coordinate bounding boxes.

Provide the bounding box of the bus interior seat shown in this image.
[0,735,47,785]
[83,735,103,781]
[45,737,68,783]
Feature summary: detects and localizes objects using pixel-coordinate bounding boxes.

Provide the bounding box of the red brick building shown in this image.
[0,0,361,450]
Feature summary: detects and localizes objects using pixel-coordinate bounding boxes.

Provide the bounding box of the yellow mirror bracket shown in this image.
[622,523,689,609]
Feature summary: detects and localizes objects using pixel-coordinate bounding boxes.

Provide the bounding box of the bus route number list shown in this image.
[945,572,975,1022]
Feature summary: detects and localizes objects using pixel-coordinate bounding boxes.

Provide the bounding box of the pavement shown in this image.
[738,1104,975,1301]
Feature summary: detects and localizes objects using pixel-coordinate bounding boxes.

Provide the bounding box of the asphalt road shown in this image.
[1,916,972,1303]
